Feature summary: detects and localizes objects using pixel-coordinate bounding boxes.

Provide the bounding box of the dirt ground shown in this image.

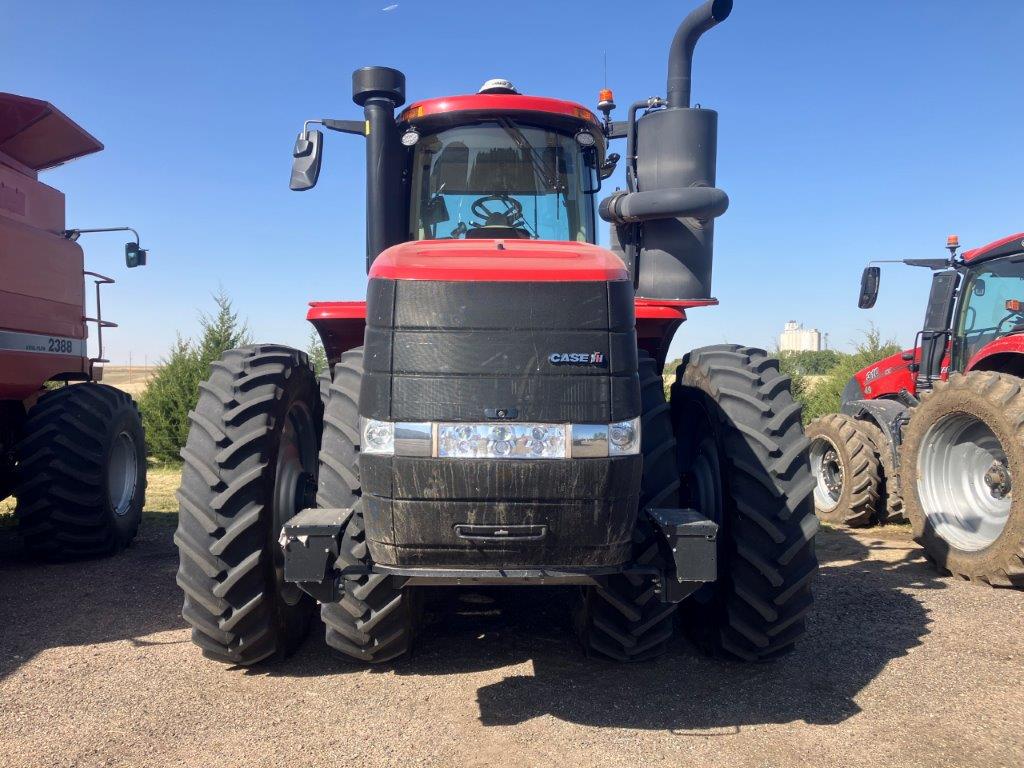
[1,518,1022,768]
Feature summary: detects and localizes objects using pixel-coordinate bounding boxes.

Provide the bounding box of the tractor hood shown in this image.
[367,239,628,283]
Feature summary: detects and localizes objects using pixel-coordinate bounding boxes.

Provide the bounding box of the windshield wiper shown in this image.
[497,118,557,190]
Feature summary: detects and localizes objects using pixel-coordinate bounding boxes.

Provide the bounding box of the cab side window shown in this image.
[957,265,1024,367]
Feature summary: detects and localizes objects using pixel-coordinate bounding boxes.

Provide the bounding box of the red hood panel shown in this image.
[368,239,629,282]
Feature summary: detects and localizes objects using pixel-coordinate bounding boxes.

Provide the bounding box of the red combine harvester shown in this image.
[1,92,147,559]
[176,0,819,665]
[808,233,1024,588]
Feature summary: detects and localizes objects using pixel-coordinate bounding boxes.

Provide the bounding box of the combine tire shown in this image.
[852,418,907,524]
[672,345,818,661]
[318,348,416,663]
[574,351,682,661]
[805,413,882,526]
[175,345,321,665]
[901,371,1024,587]
[14,384,145,560]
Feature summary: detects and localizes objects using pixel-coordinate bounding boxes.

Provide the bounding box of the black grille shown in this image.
[358,276,642,569]
[362,278,639,423]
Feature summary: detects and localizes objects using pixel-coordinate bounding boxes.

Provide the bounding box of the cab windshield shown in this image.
[408,119,597,243]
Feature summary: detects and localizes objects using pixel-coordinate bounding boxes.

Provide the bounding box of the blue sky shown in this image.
[3,1,1021,364]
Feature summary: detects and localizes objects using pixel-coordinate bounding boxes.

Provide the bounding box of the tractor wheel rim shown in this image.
[273,400,318,607]
[108,431,138,516]
[918,411,1012,552]
[809,436,843,512]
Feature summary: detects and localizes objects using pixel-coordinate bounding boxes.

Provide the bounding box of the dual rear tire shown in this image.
[175,345,321,665]
[576,345,818,662]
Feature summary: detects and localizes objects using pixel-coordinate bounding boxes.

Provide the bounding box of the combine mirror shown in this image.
[125,241,147,268]
[859,265,880,308]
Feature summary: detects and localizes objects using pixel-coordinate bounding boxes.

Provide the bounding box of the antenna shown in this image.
[603,51,607,89]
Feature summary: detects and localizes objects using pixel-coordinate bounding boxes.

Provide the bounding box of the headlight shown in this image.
[361,418,395,455]
[357,418,641,459]
[438,423,567,460]
[608,418,640,456]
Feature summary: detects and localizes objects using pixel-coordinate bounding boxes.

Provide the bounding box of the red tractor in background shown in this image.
[808,232,1024,588]
[1,92,148,559]
[175,0,819,666]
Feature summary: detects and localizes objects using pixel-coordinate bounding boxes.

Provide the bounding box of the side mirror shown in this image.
[858,266,880,309]
[290,129,324,191]
[600,152,620,180]
[125,241,147,268]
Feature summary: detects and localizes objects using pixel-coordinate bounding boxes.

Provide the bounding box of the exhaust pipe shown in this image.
[666,0,733,108]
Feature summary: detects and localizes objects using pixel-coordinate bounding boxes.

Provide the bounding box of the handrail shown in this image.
[83,270,117,373]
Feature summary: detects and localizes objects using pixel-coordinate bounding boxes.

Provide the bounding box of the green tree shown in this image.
[307,329,328,375]
[799,325,900,423]
[140,291,251,462]
[777,349,842,376]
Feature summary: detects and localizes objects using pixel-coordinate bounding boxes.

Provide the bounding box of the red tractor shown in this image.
[807,232,1024,588]
[1,92,147,559]
[175,0,819,665]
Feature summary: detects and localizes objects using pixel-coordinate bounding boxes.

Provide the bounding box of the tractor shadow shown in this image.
[0,519,186,680]
[0,516,941,733]
[277,526,942,730]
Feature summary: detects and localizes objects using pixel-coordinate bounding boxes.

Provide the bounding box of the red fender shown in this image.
[965,333,1024,374]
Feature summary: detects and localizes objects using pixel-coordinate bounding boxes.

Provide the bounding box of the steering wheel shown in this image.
[470,195,524,227]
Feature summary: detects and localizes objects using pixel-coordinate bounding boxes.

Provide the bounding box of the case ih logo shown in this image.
[548,351,606,366]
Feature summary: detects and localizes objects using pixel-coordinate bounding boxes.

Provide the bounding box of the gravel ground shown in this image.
[1,522,1022,768]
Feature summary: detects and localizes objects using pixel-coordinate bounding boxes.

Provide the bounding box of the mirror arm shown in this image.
[64,226,142,247]
[866,258,954,270]
[306,118,366,137]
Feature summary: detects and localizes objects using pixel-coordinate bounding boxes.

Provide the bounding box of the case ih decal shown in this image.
[547,351,606,366]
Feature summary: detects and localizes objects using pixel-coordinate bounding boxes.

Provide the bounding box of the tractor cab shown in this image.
[399,88,605,244]
[950,235,1024,370]
[855,232,1024,396]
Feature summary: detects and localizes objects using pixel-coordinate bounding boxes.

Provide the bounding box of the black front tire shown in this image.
[175,345,321,665]
[850,418,907,524]
[673,345,818,661]
[317,348,416,663]
[574,351,681,661]
[14,383,146,560]
[805,413,882,527]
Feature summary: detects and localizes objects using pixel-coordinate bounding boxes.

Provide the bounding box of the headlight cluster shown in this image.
[360,417,640,459]
[439,423,567,459]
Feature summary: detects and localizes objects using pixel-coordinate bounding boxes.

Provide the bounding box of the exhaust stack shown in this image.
[667,0,733,109]
[353,66,407,270]
[601,0,733,301]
